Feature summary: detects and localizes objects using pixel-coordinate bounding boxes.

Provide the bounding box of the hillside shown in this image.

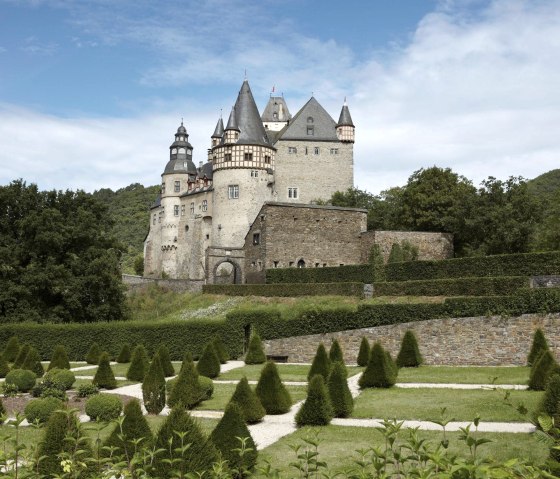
[527,168,560,201]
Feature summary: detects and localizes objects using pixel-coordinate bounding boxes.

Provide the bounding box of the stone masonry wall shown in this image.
[263,313,560,366]
[122,275,204,294]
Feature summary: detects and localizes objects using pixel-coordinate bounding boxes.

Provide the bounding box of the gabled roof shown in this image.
[261,95,291,122]
[233,80,272,147]
[276,97,338,142]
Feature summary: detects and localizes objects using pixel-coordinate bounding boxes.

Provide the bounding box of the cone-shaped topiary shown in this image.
[388,243,404,263]
[142,354,166,414]
[156,345,175,377]
[93,352,117,389]
[3,336,20,362]
[210,402,258,473]
[357,337,371,367]
[85,342,102,365]
[117,343,132,363]
[255,361,292,414]
[168,353,203,409]
[295,374,333,426]
[359,342,396,389]
[528,328,549,366]
[22,346,44,378]
[196,343,220,378]
[228,376,266,424]
[126,344,149,382]
[0,354,9,378]
[534,373,560,424]
[386,351,398,378]
[329,339,344,364]
[308,343,331,381]
[529,350,559,391]
[327,361,353,418]
[244,332,266,364]
[213,335,230,364]
[396,330,423,368]
[48,344,70,371]
[13,343,30,369]
[104,398,153,457]
[153,406,219,478]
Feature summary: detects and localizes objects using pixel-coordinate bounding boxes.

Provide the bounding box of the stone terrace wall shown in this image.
[122,275,204,294]
[263,313,560,366]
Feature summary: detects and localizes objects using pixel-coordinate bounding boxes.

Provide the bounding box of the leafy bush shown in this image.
[44,368,75,390]
[396,330,423,368]
[142,354,166,414]
[77,383,99,398]
[85,342,102,365]
[357,337,370,367]
[329,339,344,364]
[359,342,396,389]
[229,376,265,424]
[12,343,30,369]
[3,336,20,362]
[212,335,229,364]
[32,371,70,400]
[203,282,365,297]
[255,361,292,415]
[5,369,36,392]
[528,328,549,366]
[93,352,117,389]
[386,350,398,378]
[308,343,331,381]
[156,345,175,377]
[127,344,149,382]
[0,353,9,378]
[85,393,123,421]
[198,375,214,401]
[167,353,203,409]
[369,244,385,282]
[266,264,372,284]
[295,374,333,426]
[196,343,220,378]
[24,397,64,424]
[245,331,266,365]
[22,346,44,378]
[534,373,560,424]
[529,350,559,391]
[47,344,70,371]
[328,361,353,418]
[117,343,132,363]
[388,243,404,264]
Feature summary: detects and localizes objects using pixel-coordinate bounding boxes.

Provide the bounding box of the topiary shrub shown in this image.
[357,337,371,367]
[77,383,99,398]
[359,342,396,389]
[255,361,292,415]
[168,353,204,409]
[196,343,220,379]
[528,328,549,366]
[386,351,398,378]
[22,346,44,378]
[24,397,64,424]
[85,342,102,365]
[85,393,123,421]
[534,373,560,425]
[229,376,265,424]
[210,402,258,473]
[244,332,266,365]
[0,353,9,378]
[153,406,219,478]
[329,339,344,364]
[529,350,559,391]
[308,343,331,381]
[93,352,117,390]
[3,336,20,362]
[388,243,404,263]
[198,375,214,401]
[396,330,423,368]
[327,361,353,418]
[295,374,333,426]
[126,344,150,382]
[13,343,30,369]
[47,344,70,371]
[213,335,230,364]
[44,368,76,390]
[6,368,37,392]
[117,343,132,363]
[156,345,175,377]
[104,398,153,457]
[142,354,166,414]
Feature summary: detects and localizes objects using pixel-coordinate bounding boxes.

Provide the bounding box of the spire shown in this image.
[212,117,224,138]
[337,100,354,127]
[232,79,271,146]
[225,107,240,131]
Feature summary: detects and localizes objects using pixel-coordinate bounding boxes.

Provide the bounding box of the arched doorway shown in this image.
[297,259,306,268]
[213,260,241,284]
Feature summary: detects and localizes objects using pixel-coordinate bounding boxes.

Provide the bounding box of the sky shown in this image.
[0,0,559,195]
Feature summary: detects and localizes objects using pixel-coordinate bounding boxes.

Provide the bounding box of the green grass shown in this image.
[256,425,548,476]
[219,364,363,382]
[397,366,530,385]
[352,388,543,422]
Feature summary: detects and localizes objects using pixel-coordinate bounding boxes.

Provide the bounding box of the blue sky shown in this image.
[1,0,559,193]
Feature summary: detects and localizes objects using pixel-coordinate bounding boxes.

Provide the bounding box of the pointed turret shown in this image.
[224,107,240,144]
[233,80,271,146]
[211,117,224,147]
[336,99,355,143]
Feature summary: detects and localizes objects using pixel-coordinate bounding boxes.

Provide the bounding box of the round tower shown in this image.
[336,99,355,143]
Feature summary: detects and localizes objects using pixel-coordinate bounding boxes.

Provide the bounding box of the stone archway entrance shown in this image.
[213,259,242,284]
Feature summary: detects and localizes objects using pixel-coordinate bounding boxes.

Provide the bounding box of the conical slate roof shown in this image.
[233,80,271,147]
[212,117,224,138]
[225,107,239,131]
[337,102,354,127]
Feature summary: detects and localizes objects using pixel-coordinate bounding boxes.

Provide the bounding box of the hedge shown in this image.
[373,276,529,297]
[266,264,373,284]
[385,251,560,281]
[203,282,364,298]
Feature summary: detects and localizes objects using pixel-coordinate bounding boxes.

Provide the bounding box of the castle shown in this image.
[144,80,453,283]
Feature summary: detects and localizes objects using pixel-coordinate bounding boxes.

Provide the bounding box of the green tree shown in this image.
[369,244,386,282]
[359,342,396,389]
[3,336,20,362]
[329,339,344,364]
[117,343,132,363]
[228,376,266,424]
[528,328,549,366]
[93,352,117,389]
[168,353,203,409]
[529,350,559,391]
[327,361,353,418]
[532,189,560,251]
[196,343,221,378]
[13,343,30,369]
[245,332,266,364]
[388,243,404,263]
[127,344,149,382]
[133,254,144,276]
[156,345,175,377]
[396,330,423,368]
[22,346,44,377]
[142,354,166,414]
[0,354,9,378]
[85,342,102,365]
[357,337,371,367]
[308,343,331,381]
[255,361,292,414]
[295,375,333,426]
[213,335,230,364]
[48,344,70,371]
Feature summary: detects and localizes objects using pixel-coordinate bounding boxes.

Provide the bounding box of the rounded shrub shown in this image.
[85,393,123,421]
[22,346,44,378]
[255,361,292,415]
[357,337,371,367]
[329,339,344,364]
[127,344,149,382]
[196,343,220,379]
[229,376,265,424]
[529,350,559,391]
[0,353,9,378]
[295,374,333,426]
[213,335,230,364]
[210,402,258,473]
[44,368,75,390]
[117,343,132,363]
[308,343,331,381]
[528,328,549,366]
[396,330,423,368]
[6,368,37,392]
[93,352,117,390]
[245,332,266,365]
[13,343,30,369]
[167,353,203,409]
[328,361,353,418]
[77,383,99,398]
[3,336,20,362]
[156,345,175,377]
[142,354,166,414]
[47,345,70,371]
[359,342,396,389]
[85,342,102,365]
[24,397,64,424]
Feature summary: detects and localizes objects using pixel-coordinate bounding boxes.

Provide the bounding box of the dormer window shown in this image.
[307,116,314,123]
[307,126,314,136]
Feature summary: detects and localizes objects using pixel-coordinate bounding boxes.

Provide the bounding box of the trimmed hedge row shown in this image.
[386,251,560,281]
[203,282,364,298]
[265,265,372,284]
[373,276,529,297]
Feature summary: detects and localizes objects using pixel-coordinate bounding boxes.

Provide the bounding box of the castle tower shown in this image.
[262,91,291,131]
[211,117,224,147]
[336,99,355,143]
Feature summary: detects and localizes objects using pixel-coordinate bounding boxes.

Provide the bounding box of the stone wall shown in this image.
[263,313,560,366]
[122,275,204,293]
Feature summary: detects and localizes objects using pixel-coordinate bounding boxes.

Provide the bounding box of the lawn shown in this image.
[220,364,363,382]
[396,366,530,385]
[352,387,543,422]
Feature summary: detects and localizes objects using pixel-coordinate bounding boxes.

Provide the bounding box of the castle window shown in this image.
[171,148,177,154]
[297,259,306,268]
[181,205,185,216]
[315,263,319,267]
[305,147,308,155]
[190,202,194,214]
[330,148,339,155]
[314,147,320,155]
[288,147,297,154]
[307,126,314,136]
[178,147,186,154]
[289,261,294,267]
[174,205,179,216]
[228,185,239,199]
[205,234,209,240]
[174,180,180,192]
[264,155,271,163]
[202,200,208,212]
[224,153,232,162]
[253,233,260,245]
[244,153,253,161]
[161,182,166,194]
[273,112,278,120]
[307,116,314,123]
[153,214,156,225]
[288,187,298,199]
[251,170,259,177]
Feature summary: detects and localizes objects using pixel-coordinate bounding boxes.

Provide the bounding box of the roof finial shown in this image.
[220,108,222,119]
[181,117,184,126]
[244,69,247,80]
[344,96,347,106]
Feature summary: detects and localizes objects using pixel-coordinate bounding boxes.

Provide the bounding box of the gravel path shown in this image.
[396,383,528,390]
